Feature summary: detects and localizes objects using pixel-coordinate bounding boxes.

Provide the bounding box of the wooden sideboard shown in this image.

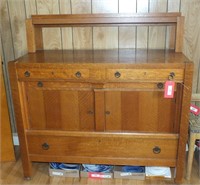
[9,13,193,183]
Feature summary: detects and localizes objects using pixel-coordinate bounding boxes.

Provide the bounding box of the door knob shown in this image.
[105,111,110,115]
[87,110,94,115]
[37,81,43,87]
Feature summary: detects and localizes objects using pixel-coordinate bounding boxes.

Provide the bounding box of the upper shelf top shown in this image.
[15,49,191,66]
[31,13,182,26]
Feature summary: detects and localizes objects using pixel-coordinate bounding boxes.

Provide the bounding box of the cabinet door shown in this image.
[105,91,177,133]
[25,82,94,131]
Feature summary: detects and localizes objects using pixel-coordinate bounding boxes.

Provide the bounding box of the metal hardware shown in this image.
[75,71,81,78]
[24,71,30,77]
[37,81,43,87]
[157,83,164,89]
[87,110,94,115]
[153,146,161,154]
[114,71,121,78]
[105,111,110,115]
[168,72,175,80]
[42,143,49,150]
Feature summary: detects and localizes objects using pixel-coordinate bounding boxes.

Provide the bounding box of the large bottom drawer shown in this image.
[26,131,178,166]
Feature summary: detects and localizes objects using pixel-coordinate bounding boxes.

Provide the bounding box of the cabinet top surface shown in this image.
[15,49,190,66]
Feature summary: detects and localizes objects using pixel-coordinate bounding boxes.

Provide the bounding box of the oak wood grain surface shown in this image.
[15,49,190,64]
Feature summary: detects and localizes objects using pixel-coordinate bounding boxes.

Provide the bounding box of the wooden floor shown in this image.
[0,147,199,185]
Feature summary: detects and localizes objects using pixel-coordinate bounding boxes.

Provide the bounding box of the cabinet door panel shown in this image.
[105,91,176,133]
[79,91,94,131]
[105,91,121,131]
[44,90,62,129]
[27,88,46,129]
[60,91,79,130]
[26,84,94,131]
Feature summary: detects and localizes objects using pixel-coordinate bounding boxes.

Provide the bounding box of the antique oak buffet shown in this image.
[9,13,193,183]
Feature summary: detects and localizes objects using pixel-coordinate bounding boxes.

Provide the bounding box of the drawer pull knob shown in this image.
[37,81,43,87]
[75,71,81,78]
[168,72,175,80]
[42,143,49,150]
[24,71,30,77]
[114,71,121,78]
[153,146,161,154]
[157,83,164,89]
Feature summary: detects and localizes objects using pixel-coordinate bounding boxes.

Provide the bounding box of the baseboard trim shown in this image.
[13,133,19,146]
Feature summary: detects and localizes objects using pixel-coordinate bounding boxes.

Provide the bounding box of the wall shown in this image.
[0,0,200,132]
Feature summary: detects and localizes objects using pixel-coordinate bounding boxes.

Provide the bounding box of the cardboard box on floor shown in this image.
[80,166,113,179]
[49,165,80,178]
[114,166,145,180]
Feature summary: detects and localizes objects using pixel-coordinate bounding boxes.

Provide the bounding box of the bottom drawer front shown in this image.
[27,134,178,160]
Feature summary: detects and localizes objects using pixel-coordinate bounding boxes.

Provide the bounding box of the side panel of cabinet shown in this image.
[25,82,94,131]
[105,91,176,133]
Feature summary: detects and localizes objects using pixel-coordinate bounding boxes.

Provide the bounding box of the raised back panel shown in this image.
[26,13,184,53]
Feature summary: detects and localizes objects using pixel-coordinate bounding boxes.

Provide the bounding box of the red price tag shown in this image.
[190,104,200,115]
[164,81,175,98]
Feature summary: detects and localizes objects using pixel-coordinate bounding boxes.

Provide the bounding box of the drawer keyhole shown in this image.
[153,146,161,154]
[42,143,49,150]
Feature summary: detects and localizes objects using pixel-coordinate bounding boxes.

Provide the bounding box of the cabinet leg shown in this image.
[186,133,196,180]
[24,177,31,181]
[21,158,32,179]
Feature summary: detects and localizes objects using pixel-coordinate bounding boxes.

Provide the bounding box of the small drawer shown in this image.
[106,69,184,82]
[17,68,90,80]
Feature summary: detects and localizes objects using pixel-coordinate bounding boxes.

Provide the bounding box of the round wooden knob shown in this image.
[37,81,43,87]
[105,111,110,115]
[87,110,94,115]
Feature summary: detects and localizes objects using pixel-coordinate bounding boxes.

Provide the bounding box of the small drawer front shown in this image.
[106,69,184,82]
[17,68,90,80]
[27,133,178,161]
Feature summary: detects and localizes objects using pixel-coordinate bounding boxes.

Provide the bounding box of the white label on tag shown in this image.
[167,85,173,95]
[120,172,132,176]
[52,171,64,176]
[190,107,198,113]
[90,174,111,178]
